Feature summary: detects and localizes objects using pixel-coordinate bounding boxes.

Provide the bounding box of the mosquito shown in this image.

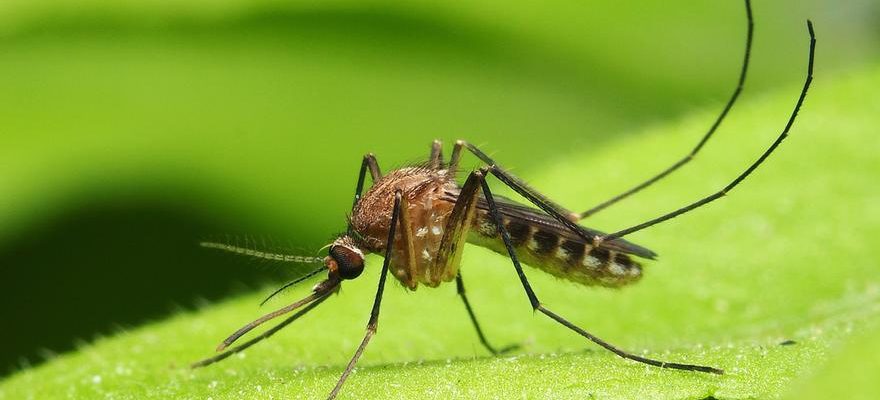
[192,1,816,398]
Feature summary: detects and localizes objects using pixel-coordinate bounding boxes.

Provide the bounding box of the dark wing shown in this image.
[476,194,658,260]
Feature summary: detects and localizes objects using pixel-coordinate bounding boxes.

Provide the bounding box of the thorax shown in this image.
[349,167,460,289]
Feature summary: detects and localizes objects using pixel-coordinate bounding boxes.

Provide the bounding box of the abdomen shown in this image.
[467,210,643,287]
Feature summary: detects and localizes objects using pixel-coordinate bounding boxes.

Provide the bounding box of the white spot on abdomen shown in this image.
[583,256,600,269]
[527,239,539,251]
[479,220,495,236]
[608,263,626,276]
[555,247,569,260]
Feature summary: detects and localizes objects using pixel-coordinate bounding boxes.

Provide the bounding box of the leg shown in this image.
[459,141,610,251]
[575,0,755,220]
[459,13,813,248]
[451,19,814,374]
[461,141,579,221]
[603,20,815,241]
[328,190,403,399]
[433,170,514,353]
[477,169,722,374]
[449,140,463,172]
[429,139,445,169]
[351,153,381,210]
[348,153,381,235]
[456,272,518,355]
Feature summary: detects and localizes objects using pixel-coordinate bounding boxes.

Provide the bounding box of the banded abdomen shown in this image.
[467,202,645,288]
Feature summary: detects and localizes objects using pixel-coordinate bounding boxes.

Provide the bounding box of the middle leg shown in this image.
[456,272,518,355]
[434,169,516,354]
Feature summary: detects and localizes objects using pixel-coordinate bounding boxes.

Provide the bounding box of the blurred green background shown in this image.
[0,0,877,387]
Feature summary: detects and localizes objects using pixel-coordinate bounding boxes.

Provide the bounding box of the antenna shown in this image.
[199,241,324,264]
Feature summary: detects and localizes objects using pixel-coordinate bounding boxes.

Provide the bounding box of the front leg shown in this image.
[428,139,445,169]
[350,153,381,210]
[348,153,382,236]
[328,190,403,399]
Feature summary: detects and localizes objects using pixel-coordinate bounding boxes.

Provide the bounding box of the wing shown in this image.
[475,194,658,259]
[432,172,482,281]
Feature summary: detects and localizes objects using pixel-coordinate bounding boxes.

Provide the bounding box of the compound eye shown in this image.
[329,246,364,280]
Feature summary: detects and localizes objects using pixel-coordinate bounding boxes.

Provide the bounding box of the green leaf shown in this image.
[2,53,878,399]
[782,321,880,400]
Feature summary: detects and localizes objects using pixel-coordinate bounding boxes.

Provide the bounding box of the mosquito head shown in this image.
[326,236,365,281]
